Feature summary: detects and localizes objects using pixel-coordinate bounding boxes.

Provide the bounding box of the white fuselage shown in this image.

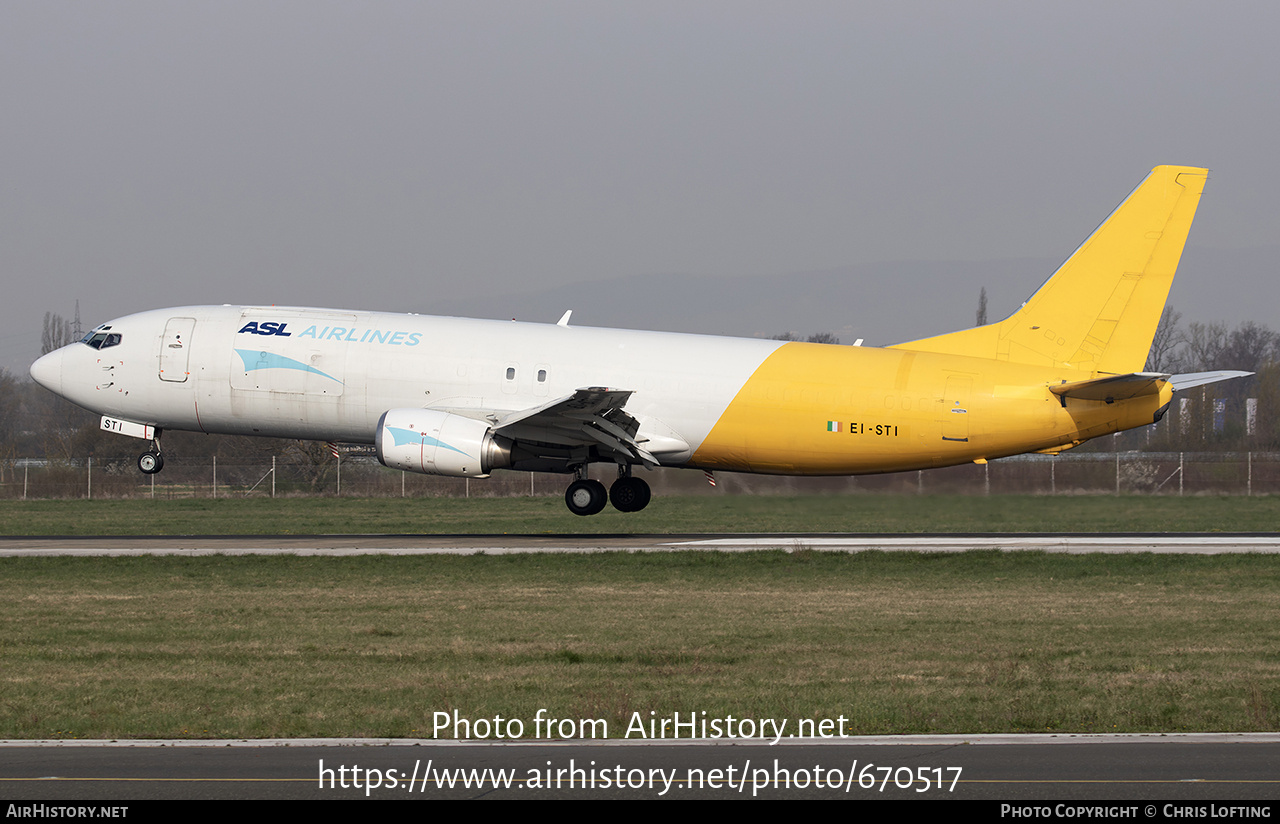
[31,305,784,466]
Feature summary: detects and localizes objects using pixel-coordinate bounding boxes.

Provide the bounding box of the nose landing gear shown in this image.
[137,451,164,474]
[137,435,164,475]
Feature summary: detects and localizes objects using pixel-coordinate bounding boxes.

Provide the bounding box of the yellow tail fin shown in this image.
[892,166,1208,374]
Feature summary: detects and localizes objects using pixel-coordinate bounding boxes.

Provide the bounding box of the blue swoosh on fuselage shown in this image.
[234,349,344,384]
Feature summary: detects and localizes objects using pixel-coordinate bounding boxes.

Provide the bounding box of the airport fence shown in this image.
[2,451,1280,499]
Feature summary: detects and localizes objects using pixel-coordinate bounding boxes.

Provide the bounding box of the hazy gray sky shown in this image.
[4,1,1279,372]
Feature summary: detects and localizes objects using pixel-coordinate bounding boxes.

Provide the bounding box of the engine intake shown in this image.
[375,409,512,478]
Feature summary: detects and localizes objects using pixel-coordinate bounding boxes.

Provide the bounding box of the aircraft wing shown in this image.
[491,387,659,466]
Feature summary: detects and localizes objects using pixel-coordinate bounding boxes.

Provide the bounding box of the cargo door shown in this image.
[940,375,972,442]
[159,317,196,383]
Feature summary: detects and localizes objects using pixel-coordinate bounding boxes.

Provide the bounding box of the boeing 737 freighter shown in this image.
[29,166,1248,514]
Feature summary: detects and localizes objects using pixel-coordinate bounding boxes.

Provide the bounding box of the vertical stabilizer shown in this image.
[892,166,1209,374]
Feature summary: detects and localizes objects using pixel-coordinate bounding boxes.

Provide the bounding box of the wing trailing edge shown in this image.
[494,387,662,466]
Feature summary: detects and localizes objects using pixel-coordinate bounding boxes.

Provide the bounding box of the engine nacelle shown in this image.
[375,409,512,478]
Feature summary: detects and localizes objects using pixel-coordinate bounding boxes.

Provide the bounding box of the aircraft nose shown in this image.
[29,349,64,395]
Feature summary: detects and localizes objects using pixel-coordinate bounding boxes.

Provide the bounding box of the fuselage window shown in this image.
[537,369,547,382]
[506,367,516,380]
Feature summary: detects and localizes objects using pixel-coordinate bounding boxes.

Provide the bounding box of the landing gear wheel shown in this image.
[138,451,164,475]
[609,477,651,512]
[565,479,608,516]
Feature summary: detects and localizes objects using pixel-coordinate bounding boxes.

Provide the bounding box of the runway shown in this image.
[2,532,1280,555]
[4,735,1280,800]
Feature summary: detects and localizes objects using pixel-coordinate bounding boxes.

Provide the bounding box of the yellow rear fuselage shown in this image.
[692,342,1171,474]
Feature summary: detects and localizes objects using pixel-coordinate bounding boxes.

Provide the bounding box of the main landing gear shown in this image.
[609,474,651,513]
[565,478,608,516]
[564,466,651,516]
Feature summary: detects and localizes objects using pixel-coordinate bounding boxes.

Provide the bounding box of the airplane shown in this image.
[29,165,1250,515]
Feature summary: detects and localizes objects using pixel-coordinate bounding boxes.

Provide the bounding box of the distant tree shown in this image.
[25,384,95,462]
[1178,321,1228,372]
[1252,361,1280,448]
[0,369,16,475]
[975,287,988,327]
[1145,306,1184,372]
[42,312,76,355]
[770,332,840,344]
[279,439,337,492]
[1219,321,1278,373]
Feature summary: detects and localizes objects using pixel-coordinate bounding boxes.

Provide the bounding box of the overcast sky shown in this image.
[3,1,1278,373]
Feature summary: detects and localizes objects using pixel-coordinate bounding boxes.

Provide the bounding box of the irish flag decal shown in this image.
[826,421,841,432]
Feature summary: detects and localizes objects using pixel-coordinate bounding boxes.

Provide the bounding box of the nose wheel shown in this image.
[138,451,164,474]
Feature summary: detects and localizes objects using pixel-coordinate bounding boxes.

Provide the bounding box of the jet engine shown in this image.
[375,409,512,478]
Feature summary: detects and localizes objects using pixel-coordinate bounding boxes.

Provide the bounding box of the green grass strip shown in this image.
[3,551,1279,739]
[2,494,1279,535]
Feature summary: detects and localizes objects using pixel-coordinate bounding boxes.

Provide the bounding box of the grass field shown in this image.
[2,493,1280,535]
[3,494,1279,740]
[3,551,1279,739]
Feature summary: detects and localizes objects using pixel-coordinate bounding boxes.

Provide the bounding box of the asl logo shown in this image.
[238,322,292,337]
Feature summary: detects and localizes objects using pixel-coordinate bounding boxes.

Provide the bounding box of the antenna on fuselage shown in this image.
[557,310,572,327]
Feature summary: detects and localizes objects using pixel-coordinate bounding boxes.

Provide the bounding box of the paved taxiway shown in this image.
[4,735,1280,800]
[3,532,1280,555]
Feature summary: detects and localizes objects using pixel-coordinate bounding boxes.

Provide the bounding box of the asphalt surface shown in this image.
[4,532,1280,555]
[4,735,1280,800]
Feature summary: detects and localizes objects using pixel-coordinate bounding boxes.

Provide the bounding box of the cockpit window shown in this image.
[81,331,122,350]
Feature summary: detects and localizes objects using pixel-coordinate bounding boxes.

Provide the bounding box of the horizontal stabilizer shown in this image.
[1049,372,1170,403]
[1169,370,1254,391]
[1049,369,1253,404]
